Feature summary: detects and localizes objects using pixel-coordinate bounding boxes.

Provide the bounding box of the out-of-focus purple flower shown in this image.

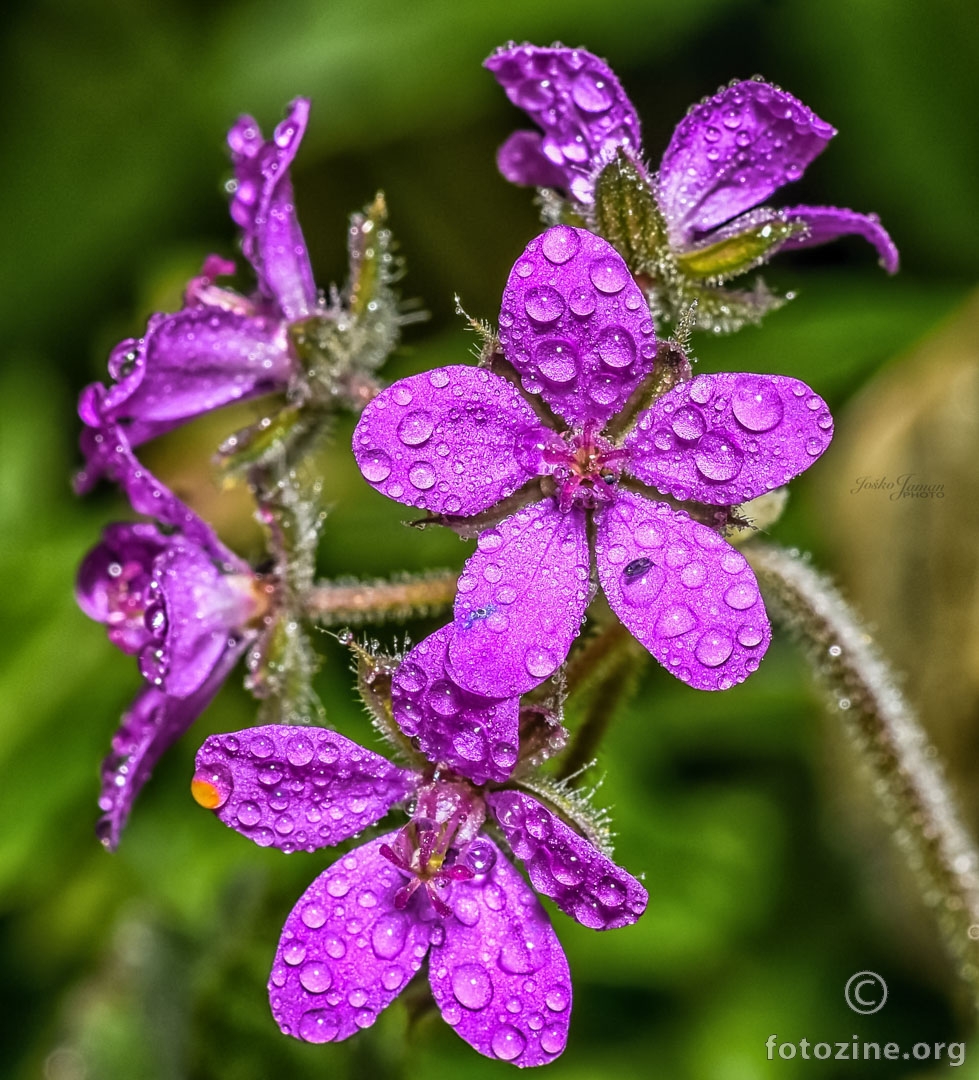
[486,44,898,274]
[78,520,265,848]
[193,723,647,1064]
[77,98,316,491]
[354,227,834,699]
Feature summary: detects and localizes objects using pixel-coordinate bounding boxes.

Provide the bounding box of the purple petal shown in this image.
[194,726,414,853]
[76,400,243,570]
[270,833,435,1044]
[624,371,833,504]
[448,501,590,698]
[429,837,571,1065]
[392,626,520,785]
[596,490,771,691]
[228,98,317,321]
[658,80,836,245]
[485,44,641,203]
[499,227,656,429]
[487,790,647,930]
[141,545,257,698]
[496,130,569,189]
[97,643,244,850]
[352,366,549,516]
[781,204,899,273]
[98,307,293,441]
[76,523,169,653]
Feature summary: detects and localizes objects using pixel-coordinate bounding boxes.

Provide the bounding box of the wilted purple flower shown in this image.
[354,226,834,698]
[78,520,265,848]
[77,98,316,492]
[193,723,647,1065]
[486,44,898,286]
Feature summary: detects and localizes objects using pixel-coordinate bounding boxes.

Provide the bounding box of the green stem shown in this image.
[304,570,457,625]
[747,542,979,1006]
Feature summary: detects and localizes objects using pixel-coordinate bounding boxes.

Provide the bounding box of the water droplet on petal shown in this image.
[299,962,332,993]
[524,646,559,679]
[724,582,758,610]
[655,604,697,638]
[397,410,435,447]
[695,629,734,667]
[589,256,629,294]
[361,449,392,483]
[535,339,578,384]
[732,381,784,432]
[597,325,636,369]
[491,1024,527,1061]
[451,962,493,1010]
[541,225,580,264]
[671,406,706,441]
[371,912,408,960]
[694,432,743,482]
[571,68,615,112]
[524,286,566,324]
[299,1009,339,1043]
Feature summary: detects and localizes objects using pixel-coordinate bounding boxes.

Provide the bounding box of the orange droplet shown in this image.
[191,777,223,809]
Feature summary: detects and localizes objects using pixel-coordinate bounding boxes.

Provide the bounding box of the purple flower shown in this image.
[77,98,315,491]
[486,45,898,304]
[77,521,265,848]
[193,723,647,1065]
[354,226,834,698]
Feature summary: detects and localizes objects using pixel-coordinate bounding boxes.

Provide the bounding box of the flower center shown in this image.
[379,773,492,918]
[541,420,630,512]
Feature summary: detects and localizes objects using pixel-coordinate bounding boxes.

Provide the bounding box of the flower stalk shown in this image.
[747,542,979,1005]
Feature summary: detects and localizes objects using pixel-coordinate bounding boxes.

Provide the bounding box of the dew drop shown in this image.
[524,646,558,679]
[236,800,261,826]
[694,629,734,667]
[737,626,764,648]
[571,68,615,112]
[535,339,578,384]
[381,967,404,991]
[408,462,436,490]
[524,286,566,324]
[693,432,744,482]
[732,380,784,432]
[286,734,314,767]
[397,410,435,447]
[724,582,758,610]
[568,287,596,317]
[451,962,493,1010]
[597,325,636,369]
[427,679,461,718]
[655,603,697,638]
[541,1024,567,1054]
[491,1024,527,1061]
[301,903,326,929]
[588,256,629,294]
[371,912,408,960]
[361,449,392,483]
[671,405,706,441]
[680,561,707,588]
[299,961,332,994]
[541,225,580,264]
[298,1009,339,1043]
[545,986,570,1012]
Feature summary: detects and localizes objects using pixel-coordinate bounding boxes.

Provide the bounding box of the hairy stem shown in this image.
[557,619,644,782]
[304,570,457,625]
[747,542,979,1005]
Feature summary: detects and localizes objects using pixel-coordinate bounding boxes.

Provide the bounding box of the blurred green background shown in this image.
[2,1,978,1077]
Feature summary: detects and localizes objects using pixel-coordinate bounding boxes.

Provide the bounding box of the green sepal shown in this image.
[216,404,318,479]
[676,217,806,283]
[590,149,669,275]
[347,192,396,320]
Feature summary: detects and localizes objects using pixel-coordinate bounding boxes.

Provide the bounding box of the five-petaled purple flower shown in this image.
[486,44,898,279]
[192,722,647,1066]
[77,519,266,848]
[76,97,317,500]
[353,226,833,705]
